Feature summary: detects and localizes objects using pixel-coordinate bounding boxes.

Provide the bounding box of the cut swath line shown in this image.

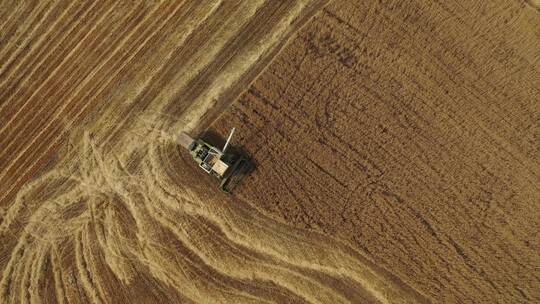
[0,1,223,204]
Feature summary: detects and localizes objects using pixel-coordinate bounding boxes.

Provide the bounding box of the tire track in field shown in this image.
[1,1,426,303]
[209,1,540,302]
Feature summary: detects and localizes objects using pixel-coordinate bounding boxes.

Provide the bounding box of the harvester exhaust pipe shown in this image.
[221,127,235,154]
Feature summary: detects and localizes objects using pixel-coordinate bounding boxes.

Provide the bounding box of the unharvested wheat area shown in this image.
[1,1,539,303]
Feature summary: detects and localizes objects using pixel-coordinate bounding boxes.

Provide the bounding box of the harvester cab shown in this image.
[177,128,252,193]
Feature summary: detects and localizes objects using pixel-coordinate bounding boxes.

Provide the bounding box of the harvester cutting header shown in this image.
[177,128,253,193]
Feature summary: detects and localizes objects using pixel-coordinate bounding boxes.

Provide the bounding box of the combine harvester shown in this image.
[177,128,253,193]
